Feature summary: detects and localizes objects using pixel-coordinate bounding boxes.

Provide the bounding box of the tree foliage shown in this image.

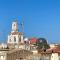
[34,38,50,49]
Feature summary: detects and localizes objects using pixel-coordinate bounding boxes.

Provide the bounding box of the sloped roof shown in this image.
[46,46,60,53]
[29,38,38,44]
[11,32,22,35]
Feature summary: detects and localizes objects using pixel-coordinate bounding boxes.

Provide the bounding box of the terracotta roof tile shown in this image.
[11,32,22,35]
[46,46,60,53]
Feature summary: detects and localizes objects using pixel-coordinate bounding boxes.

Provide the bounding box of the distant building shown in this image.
[7,21,24,48]
[50,44,59,48]
[7,49,32,60]
[0,49,9,60]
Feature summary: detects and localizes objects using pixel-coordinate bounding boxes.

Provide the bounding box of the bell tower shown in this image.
[7,19,24,48]
[12,21,18,32]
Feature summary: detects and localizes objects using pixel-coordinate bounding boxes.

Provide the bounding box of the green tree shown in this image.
[34,38,50,49]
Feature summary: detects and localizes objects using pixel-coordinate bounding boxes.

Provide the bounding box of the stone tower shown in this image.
[7,20,24,48]
[12,21,18,32]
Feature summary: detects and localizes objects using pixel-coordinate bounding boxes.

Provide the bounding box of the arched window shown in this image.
[19,36,21,42]
[9,39,11,42]
[14,37,16,42]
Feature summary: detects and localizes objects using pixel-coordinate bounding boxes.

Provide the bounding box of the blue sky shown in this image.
[0,0,60,43]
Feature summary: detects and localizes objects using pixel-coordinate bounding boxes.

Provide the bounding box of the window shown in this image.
[19,37,21,42]
[9,39,11,42]
[14,37,16,42]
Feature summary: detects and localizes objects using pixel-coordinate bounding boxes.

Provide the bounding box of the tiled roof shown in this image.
[46,46,60,53]
[29,38,38,44]
[11,32,22,35]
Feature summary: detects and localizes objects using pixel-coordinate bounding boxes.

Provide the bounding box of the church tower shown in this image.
[7,20,24,48]
[12,21,18,32]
